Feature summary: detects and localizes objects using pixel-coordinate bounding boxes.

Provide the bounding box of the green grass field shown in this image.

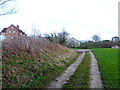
[63,52,91,88]
[92,48,119,88]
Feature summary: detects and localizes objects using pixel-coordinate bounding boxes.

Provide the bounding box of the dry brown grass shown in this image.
[2,36,68,58]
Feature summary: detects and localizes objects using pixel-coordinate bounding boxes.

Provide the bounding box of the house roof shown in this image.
[1,28,7,33]
[67,37,81,43]
[68,37,80,42]
[1,24,25,34]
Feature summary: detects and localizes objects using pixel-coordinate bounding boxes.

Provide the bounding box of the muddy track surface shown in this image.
[89,51,104,88]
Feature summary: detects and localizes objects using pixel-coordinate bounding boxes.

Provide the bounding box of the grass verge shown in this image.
[92,48,119,88]
[2,49,80,88]
[63,52,91,88]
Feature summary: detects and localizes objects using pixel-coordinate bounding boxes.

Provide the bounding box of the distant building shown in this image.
[0,24,27,40]
[111,36,120,42]
[111,36,120,49]
[66,37,81,47]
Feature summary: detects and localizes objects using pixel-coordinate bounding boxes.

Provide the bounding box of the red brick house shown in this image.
[0,24,27,40]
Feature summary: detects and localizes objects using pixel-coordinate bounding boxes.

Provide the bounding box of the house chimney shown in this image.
[17,25,19,28]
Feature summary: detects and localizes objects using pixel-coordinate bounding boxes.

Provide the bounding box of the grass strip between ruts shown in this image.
[63,52,91,88]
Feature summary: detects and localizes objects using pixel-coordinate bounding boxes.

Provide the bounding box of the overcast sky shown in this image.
[0,0,119,40]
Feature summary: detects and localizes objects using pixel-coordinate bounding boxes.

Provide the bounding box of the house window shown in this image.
[13,30,17,33]
[8,30,12,33]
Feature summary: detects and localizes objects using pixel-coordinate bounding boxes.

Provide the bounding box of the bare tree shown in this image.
[57,30,69,45]
[30,24,41,38]
[92,34,101,42]
[44,29,69,45]
[0,0,17,16]
[44,32,58,43]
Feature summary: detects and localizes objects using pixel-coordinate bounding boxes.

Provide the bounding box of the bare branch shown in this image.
[0,8,16,16]
[0,0,17,16]
[0,0,11,6]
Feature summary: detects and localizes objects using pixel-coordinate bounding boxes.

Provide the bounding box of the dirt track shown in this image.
[47,50,104,88]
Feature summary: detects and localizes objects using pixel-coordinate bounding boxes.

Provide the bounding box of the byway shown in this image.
[47,49,103,88]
